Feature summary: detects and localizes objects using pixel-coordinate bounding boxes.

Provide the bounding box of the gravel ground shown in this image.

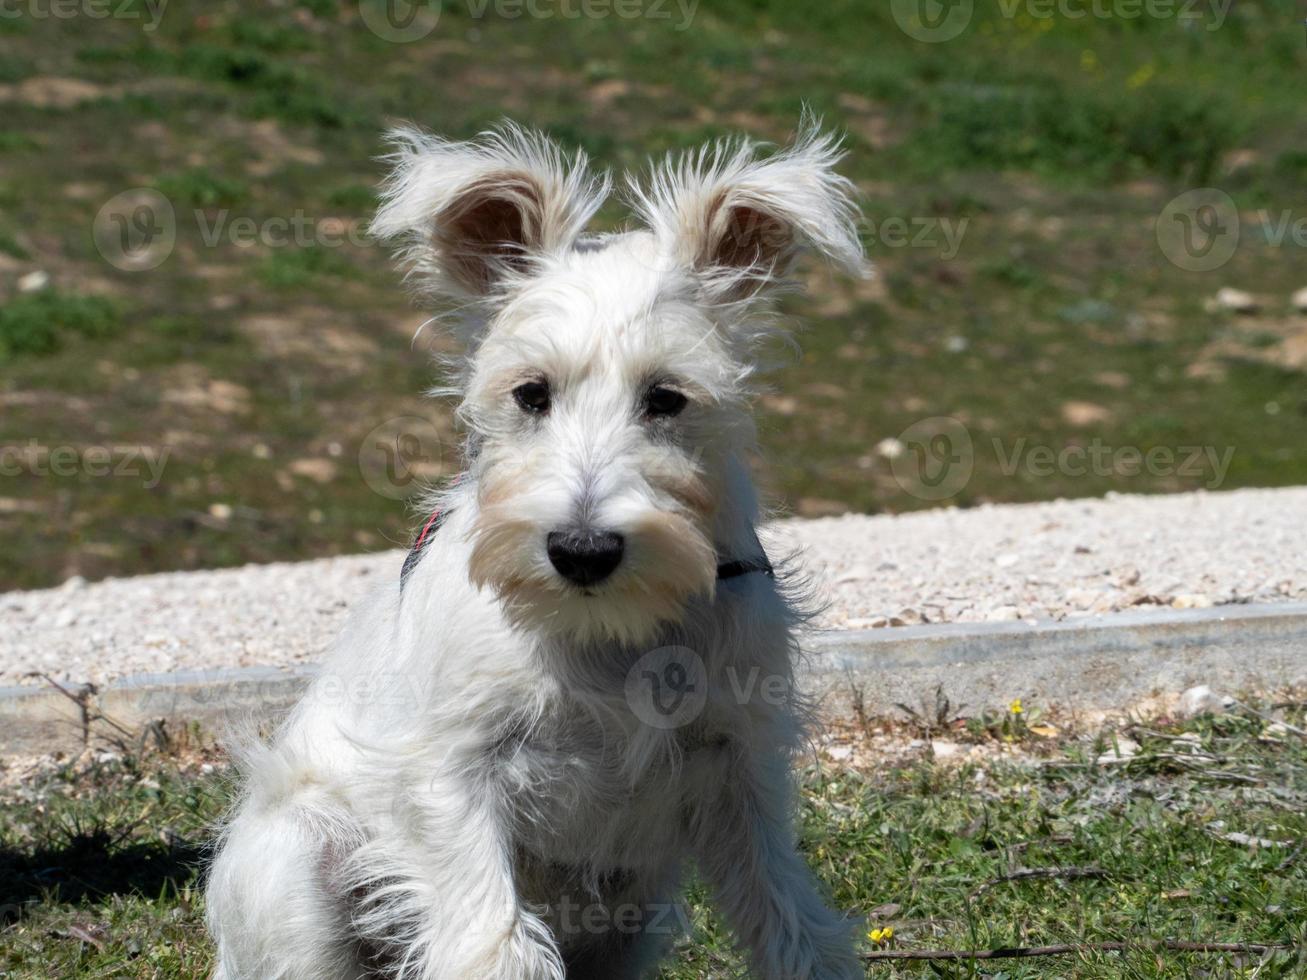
[3,487,1305,688]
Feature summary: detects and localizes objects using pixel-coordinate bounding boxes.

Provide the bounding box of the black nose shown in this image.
[547,530,624,587]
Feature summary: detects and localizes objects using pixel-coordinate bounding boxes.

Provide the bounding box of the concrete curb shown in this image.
[3,603,1305,755]
[805,602,1307,717]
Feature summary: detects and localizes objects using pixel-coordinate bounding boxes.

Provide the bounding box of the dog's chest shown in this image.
[498,714,730,869]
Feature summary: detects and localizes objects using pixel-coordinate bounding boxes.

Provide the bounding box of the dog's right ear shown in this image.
[370,124,608,301]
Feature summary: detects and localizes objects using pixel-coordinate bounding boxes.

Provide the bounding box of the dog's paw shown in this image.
[756,919,863,980]
[810,949,865,980]
[796,931,863,980]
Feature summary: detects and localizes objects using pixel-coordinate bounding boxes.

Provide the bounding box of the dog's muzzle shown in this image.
[398,491,774,595]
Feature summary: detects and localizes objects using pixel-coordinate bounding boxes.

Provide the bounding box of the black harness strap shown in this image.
[715,556,775,580]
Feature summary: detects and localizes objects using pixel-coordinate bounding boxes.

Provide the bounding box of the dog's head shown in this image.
[372,120,865,644]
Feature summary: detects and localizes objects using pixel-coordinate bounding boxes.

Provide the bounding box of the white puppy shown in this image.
[206,118,868,980]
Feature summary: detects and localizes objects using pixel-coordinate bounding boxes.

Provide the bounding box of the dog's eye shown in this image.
[644,385,688,418]
[512,381,551,415]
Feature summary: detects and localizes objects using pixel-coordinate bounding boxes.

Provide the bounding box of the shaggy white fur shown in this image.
[205,117,868,980]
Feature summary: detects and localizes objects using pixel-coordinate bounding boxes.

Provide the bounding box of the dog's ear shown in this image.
[370,124,608,300]
[631,117,867,299]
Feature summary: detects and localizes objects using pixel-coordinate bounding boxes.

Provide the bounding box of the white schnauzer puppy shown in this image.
[206,117,867,980]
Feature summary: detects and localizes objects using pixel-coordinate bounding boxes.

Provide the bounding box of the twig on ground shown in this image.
[1275,839,1305,872]
[29,671,136,747]
[862,940,1295,961]
[845,667,870,735]
[1004,834,1074,855]
[968,866,1108,900]
[1229,698,1307,738]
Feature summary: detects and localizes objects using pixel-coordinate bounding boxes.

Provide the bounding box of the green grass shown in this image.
[155,169,248,208]
[0,291,120,360]
[2,700,1304,977]
[257,244,359,289]
[0,1,1305,588]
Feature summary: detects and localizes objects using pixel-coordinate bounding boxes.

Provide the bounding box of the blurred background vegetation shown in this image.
[0,0,1304,590]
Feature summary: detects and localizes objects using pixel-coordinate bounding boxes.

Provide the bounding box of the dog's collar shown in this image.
[715,556,774,580]
[400,507,772,589]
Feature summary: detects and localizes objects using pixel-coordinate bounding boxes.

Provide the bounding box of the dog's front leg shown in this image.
[686,748,861,980]
[352,771,565,980]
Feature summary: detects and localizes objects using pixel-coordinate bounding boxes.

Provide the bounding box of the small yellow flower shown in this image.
[1127,63,1156,90]
[867,927,895,945]
[1009,698,1024,715]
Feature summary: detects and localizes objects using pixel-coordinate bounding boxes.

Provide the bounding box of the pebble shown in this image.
[1293,287,1307,313]
[1065,588,1101,610]
[874,437,905,460]
[1176,685,1232,719]
[1208,287,1258,313]
[17,270,49,293]
[1095,736,1140,766]
[1171,593,1213,609]
[985,605,1021,622]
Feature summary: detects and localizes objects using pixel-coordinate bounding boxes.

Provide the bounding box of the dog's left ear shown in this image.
[631,117,868,299]
[370,123,608,301]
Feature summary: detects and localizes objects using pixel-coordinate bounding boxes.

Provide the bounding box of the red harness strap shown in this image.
[400,507,449,589]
